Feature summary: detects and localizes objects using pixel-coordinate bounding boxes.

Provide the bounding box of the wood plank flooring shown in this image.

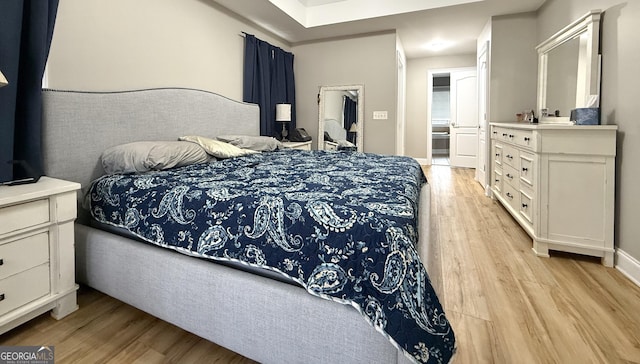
[1,165,639,363]
[425,165,640,364]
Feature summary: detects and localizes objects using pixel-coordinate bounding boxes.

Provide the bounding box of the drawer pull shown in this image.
[0,293,4,302]
[522,203,528,208]
[495,153,500,157]
[524,137,531,142]
[506,173,513,179]
[502,133,508,137]
[522,167,528,172]
[0,258,3,266]
[495,178,500,183]
[493,131,497,134]
[506,154,513,159]
[506,192,514,199]
[509,134,515,138]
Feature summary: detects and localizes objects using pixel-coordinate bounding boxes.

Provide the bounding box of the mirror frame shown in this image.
[318,85,364,152]
[536,10,601,123]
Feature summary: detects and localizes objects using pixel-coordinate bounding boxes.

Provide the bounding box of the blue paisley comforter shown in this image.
[88,150,455,364]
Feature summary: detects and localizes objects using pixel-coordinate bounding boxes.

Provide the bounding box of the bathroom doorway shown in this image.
[431,74,451,165]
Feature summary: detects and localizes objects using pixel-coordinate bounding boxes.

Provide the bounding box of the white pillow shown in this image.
[216,135,283,151]
[101,141,209,174]
[179,135,259,158]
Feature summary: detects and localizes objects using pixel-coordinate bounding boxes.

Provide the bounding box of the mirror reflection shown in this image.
[318,85,364,152]
[545,35,580,117]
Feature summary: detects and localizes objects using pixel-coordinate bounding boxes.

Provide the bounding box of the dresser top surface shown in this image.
[490,122,618,131]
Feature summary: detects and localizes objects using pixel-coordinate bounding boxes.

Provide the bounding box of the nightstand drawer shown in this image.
[0,232,49,280]
[0,199,50,236]
[282,141,312,151]
[0,264,50,316]
[324,141,339,151]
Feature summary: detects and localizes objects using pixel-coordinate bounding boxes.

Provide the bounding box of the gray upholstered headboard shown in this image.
[42,88,260,220]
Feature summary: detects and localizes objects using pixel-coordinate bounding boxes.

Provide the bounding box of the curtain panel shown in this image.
[243,34,296,138]
[343,96,357,144]
[0,0,59,184]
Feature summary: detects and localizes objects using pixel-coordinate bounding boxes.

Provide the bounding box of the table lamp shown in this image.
[276,103,291,141]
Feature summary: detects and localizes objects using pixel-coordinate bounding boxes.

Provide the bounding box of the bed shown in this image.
[41,88,455,364]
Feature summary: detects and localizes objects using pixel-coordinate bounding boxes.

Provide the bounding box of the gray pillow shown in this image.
[216,135,283,151]
[101,141,209,174]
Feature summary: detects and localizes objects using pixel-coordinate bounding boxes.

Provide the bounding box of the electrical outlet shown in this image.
[373,111,388,120]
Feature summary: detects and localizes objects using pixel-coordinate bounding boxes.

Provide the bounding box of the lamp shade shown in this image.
[0,70,8,88]
[275,103,291,122]
[349,122,358,133]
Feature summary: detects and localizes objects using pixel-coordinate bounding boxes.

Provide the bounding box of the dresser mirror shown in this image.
[536,10,601,123]
[318,85,364,152]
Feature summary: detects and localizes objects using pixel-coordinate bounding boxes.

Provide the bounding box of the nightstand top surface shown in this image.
[0,177,80,206]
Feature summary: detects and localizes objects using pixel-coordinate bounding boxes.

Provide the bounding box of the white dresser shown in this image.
[0,177,81,333]
[490,122,617,266]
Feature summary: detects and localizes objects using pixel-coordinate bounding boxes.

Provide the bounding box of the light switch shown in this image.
[373,111,388,120]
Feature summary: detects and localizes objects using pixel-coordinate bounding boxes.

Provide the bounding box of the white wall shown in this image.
[293,32,398,154]
[48,0,288,100]
[405,55,476,159]
[537,0,640,266]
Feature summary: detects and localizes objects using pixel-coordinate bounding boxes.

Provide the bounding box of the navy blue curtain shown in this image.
[343,96,357,144]
[243,34,296,138]
[0,0,59,184]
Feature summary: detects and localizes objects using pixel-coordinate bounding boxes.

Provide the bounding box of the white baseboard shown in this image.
[616,249,640,288]
[414,158,430,165]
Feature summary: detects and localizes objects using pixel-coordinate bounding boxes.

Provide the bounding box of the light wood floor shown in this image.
[1,165,639,363]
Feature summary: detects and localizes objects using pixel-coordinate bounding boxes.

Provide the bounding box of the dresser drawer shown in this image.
[493,143,503,166]
[502,183,520,212]
[0,199,50,236]
[493,126,512,142]
[502,144,519,169]
[0,232,50,280]
[0,264,50,316]
[519,188,534,225]
[519,151,536,188]
[493,168,503,195]
[514,129,535,150]
[502,163,519,189]
[491,126,503,140]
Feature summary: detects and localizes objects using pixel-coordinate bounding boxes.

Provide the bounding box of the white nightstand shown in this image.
[282,141,312,151]
[0,177,81,334]
[323,141,339,151]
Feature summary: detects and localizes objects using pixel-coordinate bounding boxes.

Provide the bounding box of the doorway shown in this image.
[431,74,451,165]
[427,67,478,168]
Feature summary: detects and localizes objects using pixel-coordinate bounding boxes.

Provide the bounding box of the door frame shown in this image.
[476,40,490,190]
[426,66,477,165]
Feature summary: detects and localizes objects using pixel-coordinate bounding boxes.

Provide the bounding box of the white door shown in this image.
[450,70,478,168]
[476,43,489,186]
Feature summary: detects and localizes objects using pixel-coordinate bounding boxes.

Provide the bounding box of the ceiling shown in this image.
[212,0,546,58]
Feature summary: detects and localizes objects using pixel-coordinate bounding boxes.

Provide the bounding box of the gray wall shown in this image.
[489,12,538,122]
[405,55,477,159]
[538,0,640,262]
[48,0,288,100]
[293,32,398,154]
